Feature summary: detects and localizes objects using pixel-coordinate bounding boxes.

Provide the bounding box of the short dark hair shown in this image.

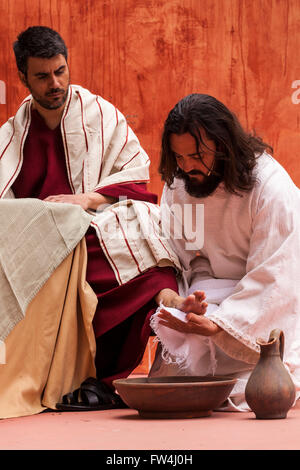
[13,26,68,75]
[159,93,273,194]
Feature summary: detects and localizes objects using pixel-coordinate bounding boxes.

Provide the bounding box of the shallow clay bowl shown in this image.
[113,375,237,419]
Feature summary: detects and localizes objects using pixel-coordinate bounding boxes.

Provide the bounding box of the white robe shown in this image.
[150,152,300,411]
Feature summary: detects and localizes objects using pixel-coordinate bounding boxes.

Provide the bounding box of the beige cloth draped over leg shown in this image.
[0,239,97,418]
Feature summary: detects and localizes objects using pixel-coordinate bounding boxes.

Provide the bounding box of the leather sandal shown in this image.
[55,377,128,411]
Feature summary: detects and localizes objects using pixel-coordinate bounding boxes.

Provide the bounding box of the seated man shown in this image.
[150,93,300,411]
[0,27,205,416]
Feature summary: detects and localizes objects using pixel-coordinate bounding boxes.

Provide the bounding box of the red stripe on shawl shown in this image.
[0,101,31,198]
[120,151,141,170]
[90,220,122,284]
[141,201,174,260]
[118,122,129,158]
[96,97,104,182]
[61,87,75,194]
[0,117,15,163]
[111,209,143,274]
[0,98,31,163]
[115,107,119,125]
[82,160,85,193]
[76,90,89,152]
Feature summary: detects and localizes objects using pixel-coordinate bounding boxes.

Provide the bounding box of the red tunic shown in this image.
[12,109,178,387]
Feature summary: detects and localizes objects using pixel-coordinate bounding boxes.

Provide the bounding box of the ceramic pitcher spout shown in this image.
[256,328,284,359]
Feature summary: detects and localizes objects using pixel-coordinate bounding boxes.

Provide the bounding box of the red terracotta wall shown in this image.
[1,0,300,196]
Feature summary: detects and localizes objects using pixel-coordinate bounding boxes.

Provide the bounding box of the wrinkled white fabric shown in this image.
[150,153,300,411]
[151,305,217,376]
[150,279,238,375]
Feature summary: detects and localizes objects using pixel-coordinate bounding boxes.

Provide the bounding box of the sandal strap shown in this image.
[62,388,80,405]
[80,378,122,406]
[61,377,125,408]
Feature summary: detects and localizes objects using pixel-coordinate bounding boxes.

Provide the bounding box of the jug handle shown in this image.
[269,329,284,360]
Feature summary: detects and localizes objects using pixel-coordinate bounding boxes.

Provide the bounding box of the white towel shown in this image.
[150,279,239,376]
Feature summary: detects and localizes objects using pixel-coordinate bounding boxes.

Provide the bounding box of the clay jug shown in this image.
[245,329,296,419]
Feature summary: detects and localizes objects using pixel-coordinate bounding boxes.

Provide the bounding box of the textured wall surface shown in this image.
[1,0,300,195]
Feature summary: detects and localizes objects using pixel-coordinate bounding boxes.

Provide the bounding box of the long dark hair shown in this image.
[159,94,273,194]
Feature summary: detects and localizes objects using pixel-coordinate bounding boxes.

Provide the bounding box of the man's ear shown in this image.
[18,71,27,87]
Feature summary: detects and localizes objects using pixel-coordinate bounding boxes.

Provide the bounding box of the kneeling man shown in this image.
[150,93,300,411]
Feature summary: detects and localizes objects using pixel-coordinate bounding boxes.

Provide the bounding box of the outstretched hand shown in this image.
[158,290,222,336]
[158,308,222,336]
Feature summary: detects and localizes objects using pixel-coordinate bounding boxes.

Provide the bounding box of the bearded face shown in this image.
[170,131,223,197]
[176,166,223,198]
[20,54,70,111]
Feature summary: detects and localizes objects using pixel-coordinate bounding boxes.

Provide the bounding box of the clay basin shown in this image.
[113,375,237,419]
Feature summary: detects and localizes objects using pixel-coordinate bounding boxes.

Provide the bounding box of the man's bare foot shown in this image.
[155,289,208,315]
[180,290,208,315]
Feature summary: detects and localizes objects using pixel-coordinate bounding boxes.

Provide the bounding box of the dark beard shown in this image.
[176,166,223,198]
[26,80,69,110]
[34,89,69,110]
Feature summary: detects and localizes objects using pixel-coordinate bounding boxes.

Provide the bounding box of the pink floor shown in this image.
[0,400,299,450]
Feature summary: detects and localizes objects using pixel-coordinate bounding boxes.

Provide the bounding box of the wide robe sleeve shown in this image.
[95,182,158,204]
[206,169,300,373]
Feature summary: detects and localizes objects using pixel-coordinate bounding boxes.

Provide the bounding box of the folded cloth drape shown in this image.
[0,198,93,347]
[0,239,97,418]
[0,198,97,418]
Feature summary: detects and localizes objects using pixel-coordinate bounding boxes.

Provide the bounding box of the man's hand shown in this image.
[44,192,116,210]
[157,307,222,336]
